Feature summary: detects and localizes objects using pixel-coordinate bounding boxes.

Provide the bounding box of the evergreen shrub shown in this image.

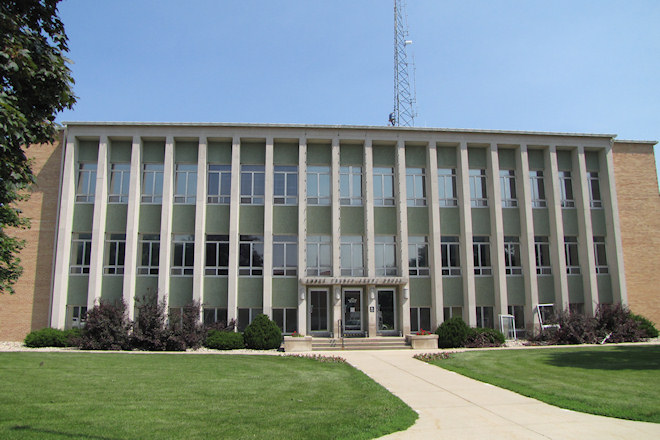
[24,328,68,348]
[632,314,659,338]
[243,314,282,350]
[435,317,471,348]
[205,330,245,350]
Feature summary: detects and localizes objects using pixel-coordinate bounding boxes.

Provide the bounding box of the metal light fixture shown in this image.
[403,287,409,300]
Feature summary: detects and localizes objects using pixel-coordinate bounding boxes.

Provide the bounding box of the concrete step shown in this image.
[312,337,409,351]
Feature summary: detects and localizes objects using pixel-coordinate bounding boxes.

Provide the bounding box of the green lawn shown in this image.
[424,345,660,423]
[0,352,417,440]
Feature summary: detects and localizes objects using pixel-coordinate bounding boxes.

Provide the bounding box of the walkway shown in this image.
[321,349,660,440]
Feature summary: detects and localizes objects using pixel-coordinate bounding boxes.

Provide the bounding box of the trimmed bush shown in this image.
[466,327,505,348]
[243,314,282,350]
[24,328,68,348]
[632,314,659,339]
[435,317,471,348]
[205,329,245,350]
[78,300,131,350]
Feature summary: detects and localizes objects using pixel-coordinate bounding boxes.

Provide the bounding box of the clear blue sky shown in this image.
[57,0,660,187]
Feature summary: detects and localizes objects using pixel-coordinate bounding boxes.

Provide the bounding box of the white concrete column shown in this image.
[51,135,77,328]
[487,143,508,321]
[426,142,444,328]
[87,136,109,309]
[516,145,540,330]
[545,146,569,310]
[367,285,377,336]
[364,139,375,278]
[227,137,241,323]
[192,137,207,315]
[457,142,476,326]
[573,146,598,315]
[297,139,308,334]
[395,139,411,334]
[262,137,274,318]
[122,136,142,320]
[331,138,341,277]
[157,136,175,309]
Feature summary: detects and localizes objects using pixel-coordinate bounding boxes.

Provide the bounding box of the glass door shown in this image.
[377,289,397,335]
[342,290,362,334]
[309,289,328,333]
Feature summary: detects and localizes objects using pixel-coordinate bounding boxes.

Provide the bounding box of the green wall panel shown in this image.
[439,208,460,234]
[442,277,463,305]
[475,277,494,305]
[561,209,578,235]
[557,150,573,171]
[307,206,331,234]
[537,277,555,304]
[135,276,158,300]
[307,143,331,164]
[405,146,426,168]
[407,207,429,234]
[340,144,363,165]
[502,209,520,235]
[206,205,230,233]
[142,141,165,162]
[239,206,264,234]
[468,147,487,168]
[498,148,516,169]
[67,276,88,305]
[273,206,298,234]
[272,278,298,307]
[169,277,194,307]
[532,209,550,235]
[273,142,298,165]
[207,141,232,163]
[203,277,228,307]
[241,141,265,164]
[78,140,98,162]
[237,278,263,308]
[374,207,397,234]
[105,205,127,232]
[340,207,364,234]
[173,205,196,233]
[597,275,613,303]
[110,141,131,162]
[139,205,161,233]
[567,276,584,303]
[471,208,490,235]
[527,149,544,169]
[72,204,94,232]
[506,277,525,305]
[409,278,431,307]
[591,209,606,235]
[101,276,123,302]
[175,141,198,163]
[372,145,395,166]
[585,151,600,171]
[436,146,457,167]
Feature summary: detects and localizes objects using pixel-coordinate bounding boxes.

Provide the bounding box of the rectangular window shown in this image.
[441,236,461,276]
[203,307,228,326]
[504,236,522,275]
[306,235,331,276]
[341,236,364,276]
[141,163,163,204]
[476,306,494,329]
[207,164,231,204]
[588,171,602,208]
[534,236,551,275]
[238,308,263,332]
[473,236,492,276]
[507,305,525,335]
[274,165,298,205]
[70,305,87,329]
[174,164,197,204]
[410,307,431,333]
[375,236,397,276]
[373,167,395,206]
[340,165,362,205]
[500,169,517,207]
[530,170,546,208]
[559,171,575,208]
[70,233,92,274]
[205,234,229,276]
[273,308,298,334]
[104,233,126,275]
[108,163,130,203]
[438,168,457,207]
[408,236,429,276]
[76,163,97,203]
[406,168,426,206]
[138,234,160,275]
[240,165,265,205]
[443,306,462,321]
[469,169,488,207]
[273,235,297,276]
[172,234,194,276]
[307,166,331,205]
[564,236,580,274]
[239,235,264,276]
[569,303,585,315]
[593,236,608,274]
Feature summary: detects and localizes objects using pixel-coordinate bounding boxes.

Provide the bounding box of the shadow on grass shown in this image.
[10,425,120,440]
[545,345,660,370]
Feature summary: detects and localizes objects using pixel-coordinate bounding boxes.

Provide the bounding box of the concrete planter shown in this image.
[283,335,313,352]
[407,334,439,349]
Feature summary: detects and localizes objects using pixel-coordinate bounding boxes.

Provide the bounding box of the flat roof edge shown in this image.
[614,139,657,146]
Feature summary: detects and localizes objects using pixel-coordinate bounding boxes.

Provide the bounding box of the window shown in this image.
[203,307,228,326]
[307,166,330,205]
[172,234,194,276]
[441,236,461,276]
[239,235,264,276]
[273,235,297,276]
[593,236,608,274]
[274,165,298,205]
[142,163,163,203]
[408,236,429,276]
[76,163,96,203]
[559,171,574,208]
[174,164,197,204]
[473,236,491,276]
[507,305,525,336]
[238,308,263,332]
[70,233,92,274]
[273,308,298,334]
[410,307,431,333]
[504,236,522,275]
[438,168,457,207]
[375,236,397,276]
[564,236,580,274]
[443,306,462,321]
[569,303,585,314]
[340,165,362,205]
[70,305,87,329]
[530,170,546,208]
[104,233,126,275]
[406,168,426,206]
[240,165,265,204]
[207,164,231,204]
[205,235,229,276]
[307,235,331,276]
[373,167,395,206]
[476,306,494,329]
[534,236,551,275]
[138,234,160,275]
[108,163,130,203]
[469,169,488,207]
[588,171,602,208]
[341,236,364,276]
[500,169,517,207]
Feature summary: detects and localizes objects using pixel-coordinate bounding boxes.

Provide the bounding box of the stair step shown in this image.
[311,337,410,351]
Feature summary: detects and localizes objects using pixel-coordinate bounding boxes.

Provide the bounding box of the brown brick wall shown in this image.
[0,134,62,341]
[613,141,660,327]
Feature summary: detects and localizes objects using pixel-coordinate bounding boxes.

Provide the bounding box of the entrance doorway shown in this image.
[309,289,329,334]
[377,289,398,335]
[342,289,362,335]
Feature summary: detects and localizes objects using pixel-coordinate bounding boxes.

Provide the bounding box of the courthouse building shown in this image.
[1,122,659,341]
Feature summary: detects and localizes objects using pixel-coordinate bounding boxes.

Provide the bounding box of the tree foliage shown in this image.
[0,0,76,293]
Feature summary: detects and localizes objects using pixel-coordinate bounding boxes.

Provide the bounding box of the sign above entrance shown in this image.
[301,276,408,286]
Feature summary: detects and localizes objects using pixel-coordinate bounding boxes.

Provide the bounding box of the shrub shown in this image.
[64,328,83,347]
[170,301,205,349]
[533,310,600,345]
[205,318,237,332]
[205,330,244,350]
[131,294,171,351]
[632,314,659,338]
[78,300,131,350]
[435,317,470,348]
[243,314,282,350]
[24,328,68,348]
[465,327,505,348]
[596,304,645,343]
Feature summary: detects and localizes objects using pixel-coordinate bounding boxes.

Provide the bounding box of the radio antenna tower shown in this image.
[390,0,417,127]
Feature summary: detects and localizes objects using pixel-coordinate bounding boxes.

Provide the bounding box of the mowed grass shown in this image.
[426,345,660,423]
[0,352,417,440]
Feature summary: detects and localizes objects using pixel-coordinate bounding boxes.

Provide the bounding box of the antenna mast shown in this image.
[391,0,416,127]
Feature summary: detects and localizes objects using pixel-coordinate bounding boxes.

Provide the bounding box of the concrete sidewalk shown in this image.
[323,350,660,440]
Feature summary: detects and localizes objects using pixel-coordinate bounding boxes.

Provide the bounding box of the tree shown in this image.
[0,0,76,293]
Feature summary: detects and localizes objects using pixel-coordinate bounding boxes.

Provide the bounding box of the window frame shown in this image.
[141,163,164,204]
[104,233,126,275]
[171,234,195,276]
[76,163,97,203]
[469,169,488,207]
[440,236,461,276]
[340,235,365,277]
[207,164,231,204]
[564,236,580,274]
[534,236,552,275]
[593,236,608,274]
[410,307,431,333]
[437,168,458,207]
[340,165,362,206]
[499,169,518,207]
[306,235,331,276]
[503,236,522,275]
[274,165,298,205]
[138,234,160,275]
[476,305,494,329]
[273,235,297,277]
[559,170,575,208]
[473,236,492,276]
[273,307,298,334]
[174,163,197,204]
[529,170,547,208]
[108,163,130,203]
[375,235,397,276]
[205,234,229,276]
[240,165,265,205]
[239,235,264,276]
[406,167,426,207]
[373,167,395,206]
[588,171,602,209]
[203,307,228,326]
[408,235,430,277]
[306,165,331,206]
[70,233,92,274]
